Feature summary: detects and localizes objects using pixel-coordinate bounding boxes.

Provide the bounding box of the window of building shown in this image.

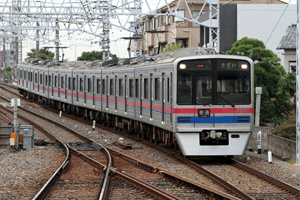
[155,78,160,101]
[144,78,148,99]
[175,10,184,21]
[289,61,296,74]
[163,15,166,25]
[192,11,200,27]
[119,79,123,96]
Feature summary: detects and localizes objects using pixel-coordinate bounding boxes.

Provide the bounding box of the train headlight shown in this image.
[241,64,248,69]
[179,63,186,69]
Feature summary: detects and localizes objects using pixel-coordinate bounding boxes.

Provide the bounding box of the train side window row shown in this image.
[19,70,171,103]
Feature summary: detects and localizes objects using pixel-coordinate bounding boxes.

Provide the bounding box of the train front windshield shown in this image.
[177,59,251,105]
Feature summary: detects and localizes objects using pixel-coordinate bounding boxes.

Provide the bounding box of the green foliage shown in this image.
[26,48,55,60]
[274,125,296,141]
[164,43,181,52]
[77,50,117,61]
[285,158,295,164]
[227,37,294,125]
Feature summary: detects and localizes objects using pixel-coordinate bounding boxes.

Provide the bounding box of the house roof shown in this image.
[277,24,297,50]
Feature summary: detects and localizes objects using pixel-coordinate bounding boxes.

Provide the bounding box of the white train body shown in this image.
[17,49,254,156]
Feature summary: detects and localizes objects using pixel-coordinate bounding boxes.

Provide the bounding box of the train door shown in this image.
[125,75,127,113]
[170,73,173,126]
[93,76,95,106]
[115,76,117,111]
[150,74,153,120]
[58,74,60,98]
[162,73,165,124]
[76,75,79,103]
[26,70,29,88]
[65,74,67,100]
[140,74,142,117]
[194,72,214,129]
[84,75,86,104]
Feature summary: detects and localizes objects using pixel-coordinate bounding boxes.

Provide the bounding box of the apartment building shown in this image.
[136,0,286,55]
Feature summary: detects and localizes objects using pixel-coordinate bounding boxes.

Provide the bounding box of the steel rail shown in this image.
[231,159,300,198]
[0,95,71,200]
[0,93,111,200]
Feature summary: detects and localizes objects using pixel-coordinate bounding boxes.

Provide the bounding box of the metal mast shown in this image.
[296,1,300,165]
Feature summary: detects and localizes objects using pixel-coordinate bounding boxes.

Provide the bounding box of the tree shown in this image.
[77,50,117,61]
[164,43,181,52]
[26,48,55,60]
[227,37,293,125]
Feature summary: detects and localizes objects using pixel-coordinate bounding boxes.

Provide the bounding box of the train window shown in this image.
[20,70,23,78]
[167,78,169,102]
[45,75,48,86]
[144,78,148,100]
[54,76,57,87]
[80,78,83,92]
[61,77,64,88]
[196,77,212,105]
[129,79,134,98]
[119,79,123,97]
[73,78,76,90]
[110,79,114,95]
[177,73,192,104]
[135,79,138,98]
[68,77,71,90]
[31,72,33,81]
[35,73,38,83]
[155,78,160,101]
[88,78,92,93]
[40,74,43,84]
[49,75,51,86]
[97,79,101,94]
[102,79,105,95]
[24,71,26,79]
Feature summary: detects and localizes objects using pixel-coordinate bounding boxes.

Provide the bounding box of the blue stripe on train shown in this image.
[177,116,251,123]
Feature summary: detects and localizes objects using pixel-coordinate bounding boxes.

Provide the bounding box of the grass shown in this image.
[285,158,295,164]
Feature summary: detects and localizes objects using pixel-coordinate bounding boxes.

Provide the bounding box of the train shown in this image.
[16,47,254,156]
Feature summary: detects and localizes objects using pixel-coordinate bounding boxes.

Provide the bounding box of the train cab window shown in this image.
[144,78,148,100]
[129,79,134,98]
[80,78,83,92]
[88,78,92,93]
[177,73,192,104]
[49,75,51,86]
[54,76,57,87]
[102,79,105,95]
[97,79,101,94]
[68,77,71,90]
[196,77,212,105]
[155,78,160,101]
[119,79,123,97]
[110,79,114,95]
[135,79,138,98]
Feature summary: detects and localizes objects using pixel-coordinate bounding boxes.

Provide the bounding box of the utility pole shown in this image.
[296,1,300,165]
[3,38,5,82]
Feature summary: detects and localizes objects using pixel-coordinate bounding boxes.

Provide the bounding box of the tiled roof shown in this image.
[277,24,296,50]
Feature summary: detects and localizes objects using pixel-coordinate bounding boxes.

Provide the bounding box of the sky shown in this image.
[20,0,298,62]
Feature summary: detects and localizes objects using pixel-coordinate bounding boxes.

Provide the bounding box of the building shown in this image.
[134,0,287,56]
[277,24,296,74]
[0,50,13,68]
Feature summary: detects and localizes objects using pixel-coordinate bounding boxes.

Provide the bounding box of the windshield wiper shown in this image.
[218,94,235,107]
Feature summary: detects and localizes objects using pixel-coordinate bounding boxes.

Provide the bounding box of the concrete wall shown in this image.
[248,126,296,160]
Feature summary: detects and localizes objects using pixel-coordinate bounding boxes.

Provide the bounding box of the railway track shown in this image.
[1,83,300,199]
[0,84,238,199]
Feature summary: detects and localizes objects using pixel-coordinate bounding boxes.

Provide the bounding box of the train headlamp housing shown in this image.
[179,63,187,69]
[241,64,248,69]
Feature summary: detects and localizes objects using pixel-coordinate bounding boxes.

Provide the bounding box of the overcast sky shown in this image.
[21,0,298,62]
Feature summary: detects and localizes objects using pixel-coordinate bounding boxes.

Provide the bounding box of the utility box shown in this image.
[0,125,13,148]
[19,125,34,150]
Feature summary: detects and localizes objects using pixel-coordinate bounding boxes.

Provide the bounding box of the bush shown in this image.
[274,125,296,141]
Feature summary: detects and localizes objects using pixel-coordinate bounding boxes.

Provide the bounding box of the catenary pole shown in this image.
[297,1,300,165]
